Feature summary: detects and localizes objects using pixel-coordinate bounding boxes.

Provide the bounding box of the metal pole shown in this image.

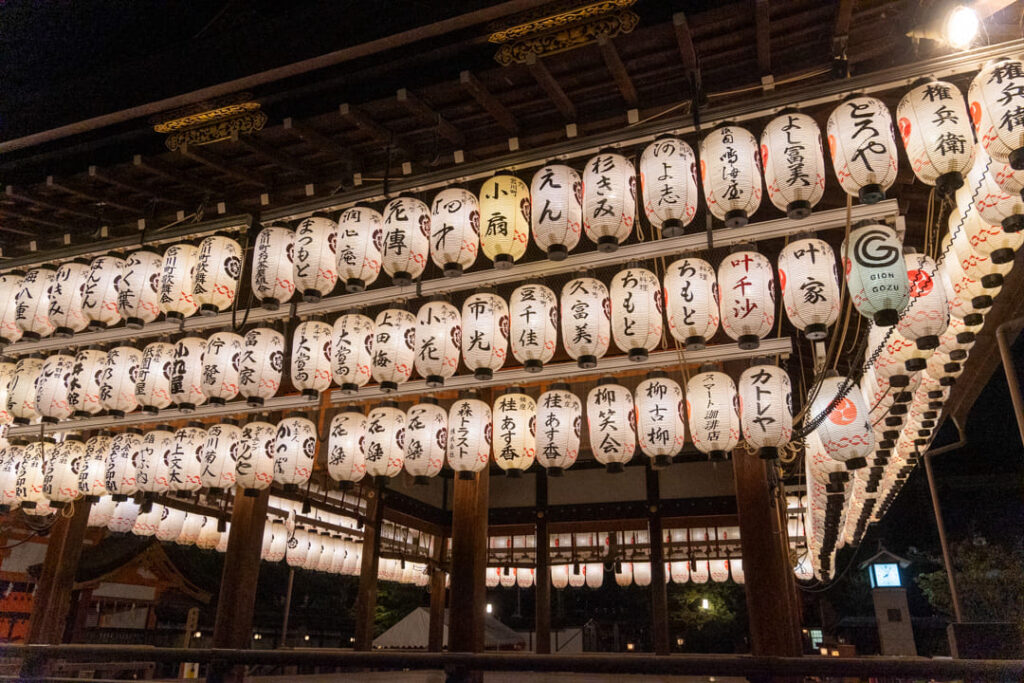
[996,317,1024,450]
[280,568,295,649]
[923,417,967,624]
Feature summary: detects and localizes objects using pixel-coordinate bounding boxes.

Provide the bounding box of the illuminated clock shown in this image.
[872,562,901,588]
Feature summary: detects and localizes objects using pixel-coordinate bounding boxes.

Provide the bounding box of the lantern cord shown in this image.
[231,230,255,332]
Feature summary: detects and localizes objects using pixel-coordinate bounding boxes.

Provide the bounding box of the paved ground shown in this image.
[244,673,743,683]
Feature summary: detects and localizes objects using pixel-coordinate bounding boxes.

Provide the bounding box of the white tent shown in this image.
[373,607,525,650]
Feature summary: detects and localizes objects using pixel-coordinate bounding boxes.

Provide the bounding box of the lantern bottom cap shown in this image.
[345,279,367,292]
[260,298,281,311]
[888,375,910,388]
[337,480,356,491]
[758,446,779,460]
[21,501,36,510]
[546,245,568,260]
[175,491,193,499]
[504,468,522,478]
[915,335,939,351]
[49,501,67,509]
[653,454,673,468]
[545,467,564,477]
[989,247,1015,265]
[391,272,414,286]
[845,457,868,470]
[628,348,649,362]
[493,254,515,269]
[246,396,264,407]
[207,397,226,405]
[301,290,323,303]
[1009,146,1024,171]
[20,331,40,340]
[109,409,126,418]
[456,471,477,480]
[243,488,261,497]
[684,335,706,349]
[934,171,964,197]
[199,304,220,316]
[956,331,976,344]
[380,381,398,392]
[412,475,431,486]
[373,475,392,484]
[281,483,298,492]
[524,359,544,372]
[473,368,494,380]
[786,200,812,220]
[125,317,145,329]
[341,383,361,394]
[873,309,900,327]
[425,375,446,387]
[12,417,29,425]
[804,323,828,341]
[708,450,729,460]
[111,494,128,502]
[177,403,197,413]
[141,405,160,414]
[661,219,685,237]
[40,416,60,424]
[605,462,625,474]
[904,358,926,372]
[301,389,319,399]
[86,321,110,332]
[949,349,967,361]
[893,391,912,403]
[981,273,1004,289]
[737,335,760,350]
[970,295,993,309]
[596,236,620,253]
[164,311,185,321]
[723,210,748,228]
[443,263,464,277]
[1002,214,1024,233]
[576,355,598,369]
[857,183,885,204]
[53,326,76,338]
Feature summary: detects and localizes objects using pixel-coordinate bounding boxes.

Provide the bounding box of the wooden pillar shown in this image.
[645,466,670,656]
[427,535,448,652]
[535,472,551,654]
[733,452,802,657]
[353,481,385,651]
[448,466,489,653]
[212,487,269,649]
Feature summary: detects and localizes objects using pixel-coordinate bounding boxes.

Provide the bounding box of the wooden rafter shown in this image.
[282,117,360,173]
[339,102,414,162]
[4,185,96,221]
[525,53,576,122]
[459,70,518,136]
[0,214,40,236]
[754,0,772,78]
[232,132,314,180]
[179,142,271,189]
[47,175,145,214]
[83,168,181,207]
[133,154,219,195]
[397,88,465,148]
[672,11,702,94]
[597,34,638,108]
[832,0,855,63]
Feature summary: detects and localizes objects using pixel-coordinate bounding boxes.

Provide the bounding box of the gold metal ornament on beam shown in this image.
[152,93,267,151]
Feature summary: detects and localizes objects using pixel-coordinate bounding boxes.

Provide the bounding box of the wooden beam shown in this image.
[832,0,855,62]
[283,117,360,173]
[597,35,638,108]
[4,185,96,221]
[212,488,269,649]
[427,534,448,652]
[672,12,702,93]
[535,471,551,654]
[179,142,271,188]
[459,70,518,136]
[645,466,670,656]
[353,481,385,651]
[0,212,50,234]
[133,154,220,195]
[397,88,465,148]
[84,167,182,207]
[525,54,576,122]
[46,175,145,214]
[449,465,489,654]
[232,133,315,180]
[754,0,772,78]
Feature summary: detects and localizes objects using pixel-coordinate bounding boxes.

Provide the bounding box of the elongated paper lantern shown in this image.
[827,96,899,203]
[611,267,662,361]
[969,58,1024,170]
[131,503,162,536]
[582,151,635,249]
[364,403,405,479]
[107,500,140,533]
[78,434,111,500]
[587,378,636,472]
[15,266,56,339]
[897,251,949,350]
[948,225,1013,289]
[237,421,276,493]
[15,441,47,509]
[100,346,142,417]
[135,341,174,413]
[197,517,222,550]
[447,396,492,478]
[119,249,162,328]
[138,426,174,501]
[640,135,699,236]
[81,254,125,330]
[430,188,479,276]
[335,205,383,292]
[252,225,296,309]
[167,423,206,495]
[964,150,1024,233]
[614,562,633,587]
[700,125,762,227]
[328,408,366,489]
[635,372,685,466]
[381,196,430,285]
[936,314,978,361]
[870,324,929,384]
[293,214,338,302]
[8,356,42,424]
[404,399,447,483]
[291,320,332,398]
[274,417,316,489]
[560,277,610,369]
[536,384,581,475]
[896,79,976,195]
[158,243,198,320]
[0,361,14,426]
[510,283,558,371]
[332,312,374,393]
[939,257,989,324]
[371,308,416,391]
[105,430,141,500]
[48,259,90,336]
[0,272,25,344]
[176,513,206,545]
[664,257,719,349]
[761,111,826,218]
[531,164,582,259]
[239,328,284,406]
[739,363,793,459]
[551,565,570,589]
[154,506,186,541]
[199,421,241,493]
[461,292,508,380]
[35,354,75,422]
[841,221,910,325]
[194,233,242,314]
[414,300,461,387]
[925,349,964,386]
[686,367,740,459]
[68,349,106,417]
[777,238,841,340]
[480,172,530,267]
[959,203,1022,264]
[492,389,536,476]
[810,373,873,469]
[42,438,82,507]
[88,497,117,528]
[586,562,604,589]
[170,336,207,411]
[718,250,775,350]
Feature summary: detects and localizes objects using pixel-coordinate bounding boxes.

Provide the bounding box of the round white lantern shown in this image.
[897,251,949,351]
[447,396,492,478]
[136,341,175,413]
[153,506,185,541]
[239,327,284,406]
[582,150,636,250]
[551,565,570,590]
[614,562,633,587]
[404,399,447,483]
[536,384,581,475]
[686,366,740,459]
[78,434,111,500]
[461,292,508,380]
[640,135,699,236]
[841,221,910,326]
[293,214,338,302]
[68,348,107,417]
[371,308,416,391]
[0,272,25,344]
[925,349,965,387]
[761,111,826,218]
[252,225,296,310]
[328,408,366,489]
[15,266,56,339]
[510,283,558,372]
[718,250,775,350]
[381,196,430,285]
[177,513,204,545]
[959,203,1022,264]
[587,378,636,472]
[200,421,241,493]
[531,164,582,259]
[201,331,244,404]
[777,238,841,340]
[560,276,610,369]
[430,188,480,276]
[157,243,199,320]
[365,403,405,480]
[167,423,207,495]
[104,429,142,500]
[8,356,43,424]
[585,562,604,589]
[610,266,662,361]
[896,79,976,195]
[42,438,82,507]
[826,95,899,203]
[964,150,1024,233]
[88,496,117,528]
[35,353,75,422]
[193,233,243,314]
[809,373,874,470]
[738,363,793,459]
[664,257,719,349]
[237,421,277,493]
[0,360,14,426]
[332,312,374,393]
[170,336,207,411]
[938,258,989,325]
[335,205,383,292]
[118,249,163,328]
[492,389,536,476]
[479,172,530,267]
[414,299,461,387]
[274,416,317,489]
[108,500,141,534]
[635,372,686,467]
[47,259,90,336]
[100,346,142,417]
[700,125,762,227]
[15,441,46,509]
[291,320,333,398]
[969,58,1024,170]
[196,517,222,550]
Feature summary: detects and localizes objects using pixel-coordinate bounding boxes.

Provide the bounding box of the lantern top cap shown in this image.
[459,388,480,399]
[124,427,144,435]
[157,424,176,432]
[310,210,335,220]
[909,76,940,90]
[377,400,399,409]
[70,256,92,266]
[646,370,668,379]
[750,355,774,366]
[492,169,519,178]
[549,382,570,391]
[342,405,364,414]
[222,417,239,426]
[186,420,204,429]
[777,106,802,116]
[596,146,622,156]
[729,242,757,254]
[418,396,440,406]
[697,362,718,374]
[596,376,620,386]
[501,386,525,395]
[653,132,679,141]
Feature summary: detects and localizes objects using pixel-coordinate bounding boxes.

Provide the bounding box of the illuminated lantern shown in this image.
[8,356,43,424]
[517,568,536,589]
[293,214,338,302]
[404,399,447,483]
[587,378,636,472]
[136,426,173,498]
[897,251,949,350]
[567,564,586,589]
[551,565,570,589]
[202,332,244,404]
[663,257,719,349]
[262,523,281,560]
[686,366,740,459]
[486,566,501,588]
[136,341,175,413]
[479,172,530,267]
[48,259,90,336]
[414,299,461,387]
[0,361,13,426]
[0,445,21,512]
[630,561,651,587]
[947,226,1013,289]
[15,266,56,339]
[560,276,610,368]
[306,533,327,571]
[42,438,83,507]
[364,402,405,480]
[78,434,111,500]
[700,125,762,227]
[635,372,686,467]
[936,315,978,361]
[499,567,517,588]
[826,96,899,203]
[709,559,730,583]
[371,308,416,391]
[896,79,976,194]
[68,349,106,417]
[925,349,964,386]
[381,196,430,285]
[35,353,75,422]
[761,111,826,218]
[614,562,633,587]
[170,336,207,411]
[610,266,662,361]
[200,421,241,493]
[690,560,710,584]
[738,363,793,459]
[582,150,635,250]
[586,562,604,589]
[197,517,222,550]
[237,421,276,493]
[461,292,508,380]
[969,58,1024,170]
[177,513,204,545]
[430,188,479,276]
[167,423,206,495]
[531,164,582,259]
[105,430,142,500]
[509,283,558,371]
[107,500,140,534]
[157,243,199,320]
[963,150,1024,233]
[155,507,185,541]
[718,250,775,350]
[193,233,242,314]
[80,255,125,330]
[119,249,162,328]
[810,373,873,469]
[535,384,581,475]
[291,320,332,398]
[777,238,841,340]
[446,396,492,478]
[16,441,48,509]
[987,146,1024,197]
[640,135,699,236]
[239,328,284,406]
[252,225,296,309]
[959,203,1022,264]
[336,205,383,292]
[939,258,989,324]
[492,389,536,476]
[0,272,25,343]
[841,221,910,325]
[274,416,317,489]
[332,312,374,393]
[100,346,142,417]
[88,497,117,528]
[327,408,366,489]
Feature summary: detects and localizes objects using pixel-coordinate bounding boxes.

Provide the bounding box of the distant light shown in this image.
[193,631,202,639]
[626,642,635,651]
[700,598,710,610]
[486,603,493,614]
[945,5,979,49]
[349,636,356,643]
[304,634,310,642]
[819,646,829,656]
[831,649,840,657]
[676,636,685,647]
[253,633,262,641]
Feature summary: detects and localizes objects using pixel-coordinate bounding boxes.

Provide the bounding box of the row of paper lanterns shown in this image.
[486,558,745,590]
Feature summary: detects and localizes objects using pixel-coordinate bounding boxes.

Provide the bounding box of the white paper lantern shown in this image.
[328,409,366,488]
[897,252,949,350]
[509,284,557,371]
[414,300,461,387]
[948,225,1014,290]
[7,356,42,424]
[614,561,633,587]
[461,292,508,380]
[896,79,976,195]
[335,205,383,292]
[761,111,826,218]
[15,266,56,339]
[119,249,163,328]
[430,188,479,276]
[274,416,316,489]
[135,341,175,413]
[157,243,198,320]
[291,320,332,398]
[41,438,82,507]
[170,336,207,411]
[485,566,501,588]
[177,513,205,545]
[293,214,338,302]
[479,172,530,267]
[78,434,111,500]
[237,421,276,493]
[686,367,740,459]
[371,308,416,391]
[708,559,730,583]
[938,258,989,325]
[870,324,929,384]
[81,254,125,330]
[635,373,686,466]
[663,257,719,349]
[531,164,582,259]
[447,396,492,478]
[499,567,517,588]
[0,361,14,426]
[193,234,243,314]
[0,272,25,344]
[535,384,581,475]
[777,238,841,340]
[108,500,140,533]
[252,225,296,309]
[104,430,141,500]
[100,346,142,417]
[587,378,636,472]
[364,403,405,479]
[196,517,222,550]
[15,441,46,509]
[238,328,284,407]
[582,151,636,249]
[841,221,911,326]
[827,96,899,203]
[332,313,374,393]
[551,565,570,589]
[810,374,873,470]
[700,125,763,227]
[936,314,978,361]
[200,422,241,492]
[560,277,610,369]
[517,567,536,589]
[35,353,75,422]
[305,532,327,571]
[959,203,1022,263]
[153,506,185,541]
[987,144,1024,197]
[168,424,206,495]
[969,58,1024,170]
[88,496,117,528]
[492,390,536,476]
[68,349,106,417]
[718,251,775,350]
[404,399,447,483]
[585,562,604,589]
[738,363,793,458]
[381,196,430,285]
[640,135,699,236]
[964,149,1024,233]
[201,331,244,404]
[47,259,90,336]
[610,267,662,361]
[925,349,964,386]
